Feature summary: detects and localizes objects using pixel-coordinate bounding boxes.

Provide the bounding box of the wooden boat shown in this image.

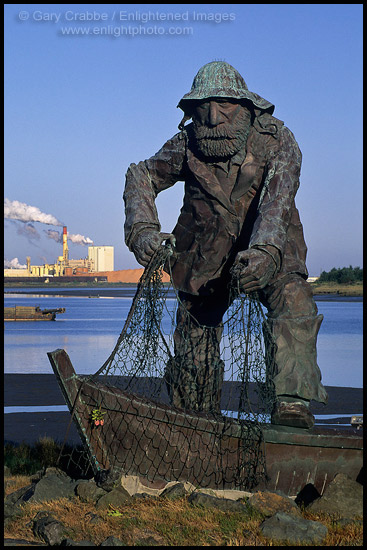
[48,348,363,496]
[5,306,65,321]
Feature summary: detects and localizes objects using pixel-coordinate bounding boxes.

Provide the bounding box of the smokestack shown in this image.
[26,256,31,273]
[63,226,69,263]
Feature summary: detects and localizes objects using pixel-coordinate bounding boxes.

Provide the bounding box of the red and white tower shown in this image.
[62,226,69,263]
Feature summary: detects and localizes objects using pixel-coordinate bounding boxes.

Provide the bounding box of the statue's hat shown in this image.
[178,61,274,114]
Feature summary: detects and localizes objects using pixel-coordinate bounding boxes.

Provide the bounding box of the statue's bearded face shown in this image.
[191,99,252,159]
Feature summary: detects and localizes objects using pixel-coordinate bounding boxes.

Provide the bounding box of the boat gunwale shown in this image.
[53,351,363,452]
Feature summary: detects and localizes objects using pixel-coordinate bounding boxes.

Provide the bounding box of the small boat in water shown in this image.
[4,306,65,321]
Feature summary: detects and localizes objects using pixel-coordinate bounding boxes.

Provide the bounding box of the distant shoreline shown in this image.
[5,280,362,296]
[310,282,362,298]
[4,287,362,302]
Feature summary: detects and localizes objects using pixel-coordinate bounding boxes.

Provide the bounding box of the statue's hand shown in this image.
[231,249,277,293]
[131,229,163,267]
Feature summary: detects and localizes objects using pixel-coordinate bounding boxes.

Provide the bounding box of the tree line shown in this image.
[318,265,363,284]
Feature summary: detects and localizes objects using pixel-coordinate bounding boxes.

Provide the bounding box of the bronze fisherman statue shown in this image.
[124,61,328,428]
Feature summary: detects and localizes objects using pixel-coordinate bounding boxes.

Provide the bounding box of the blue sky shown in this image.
[4,4,363,275]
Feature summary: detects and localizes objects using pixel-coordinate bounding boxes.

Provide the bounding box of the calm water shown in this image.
[4,287,363,388]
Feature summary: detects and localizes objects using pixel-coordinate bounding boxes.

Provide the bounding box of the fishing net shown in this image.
[56,242,277,490]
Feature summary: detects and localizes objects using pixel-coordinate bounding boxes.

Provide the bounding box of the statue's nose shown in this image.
[208,102,223,126]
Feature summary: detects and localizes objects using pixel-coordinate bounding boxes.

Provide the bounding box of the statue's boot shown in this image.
[266,314,328,428]
[271,399,315,429]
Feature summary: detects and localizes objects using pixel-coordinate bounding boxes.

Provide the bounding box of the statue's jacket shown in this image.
[124,114,309,295]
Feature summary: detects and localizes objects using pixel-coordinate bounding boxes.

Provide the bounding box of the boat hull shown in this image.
[5,306,65,321]
[48,349,363,496]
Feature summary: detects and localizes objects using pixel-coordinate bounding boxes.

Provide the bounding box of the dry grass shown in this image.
[4,475,32,496]
[4,492,261,546]
[311,281,363,296]
[4,476,363,546]
[303,510,363,547]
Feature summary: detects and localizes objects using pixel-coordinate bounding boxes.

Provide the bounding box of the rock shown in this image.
[29,467,78,503]
[5,483,36,506]
[75,480,107,503]
[32,511,68,546]
[31,510,50,521]
[295,483,321,508]
[307,473,363,519]
[84,511,103,525]
[4,483,37,524]
[212,488,251,501]
[248,491,301,517]
[30,469,47,483]
[4,465,11,477]
[188,491,248,513]
[95,468,122,492]
[160,482,189,500]
[133,528,166,546]
[4,468,79,524]
[100,536,126,546]
[95,486,131,510]
[260,511,328,544]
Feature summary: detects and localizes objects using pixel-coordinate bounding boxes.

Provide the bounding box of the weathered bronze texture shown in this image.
[123,61,328,421]
[48,349,362,495]
[177,60,274,114]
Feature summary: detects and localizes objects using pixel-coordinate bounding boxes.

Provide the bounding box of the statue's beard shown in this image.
[192,108,252,160]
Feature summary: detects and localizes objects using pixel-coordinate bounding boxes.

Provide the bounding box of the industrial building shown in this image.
[4,226,114,279]
[4,225,173,283]
[88,246,114,272]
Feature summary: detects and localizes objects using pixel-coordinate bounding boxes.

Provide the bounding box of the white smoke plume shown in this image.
[44,229,94,246]
[68,233,94,245]
[4,257,27,269]
[4,198,63,226]
[5,199,93,247]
